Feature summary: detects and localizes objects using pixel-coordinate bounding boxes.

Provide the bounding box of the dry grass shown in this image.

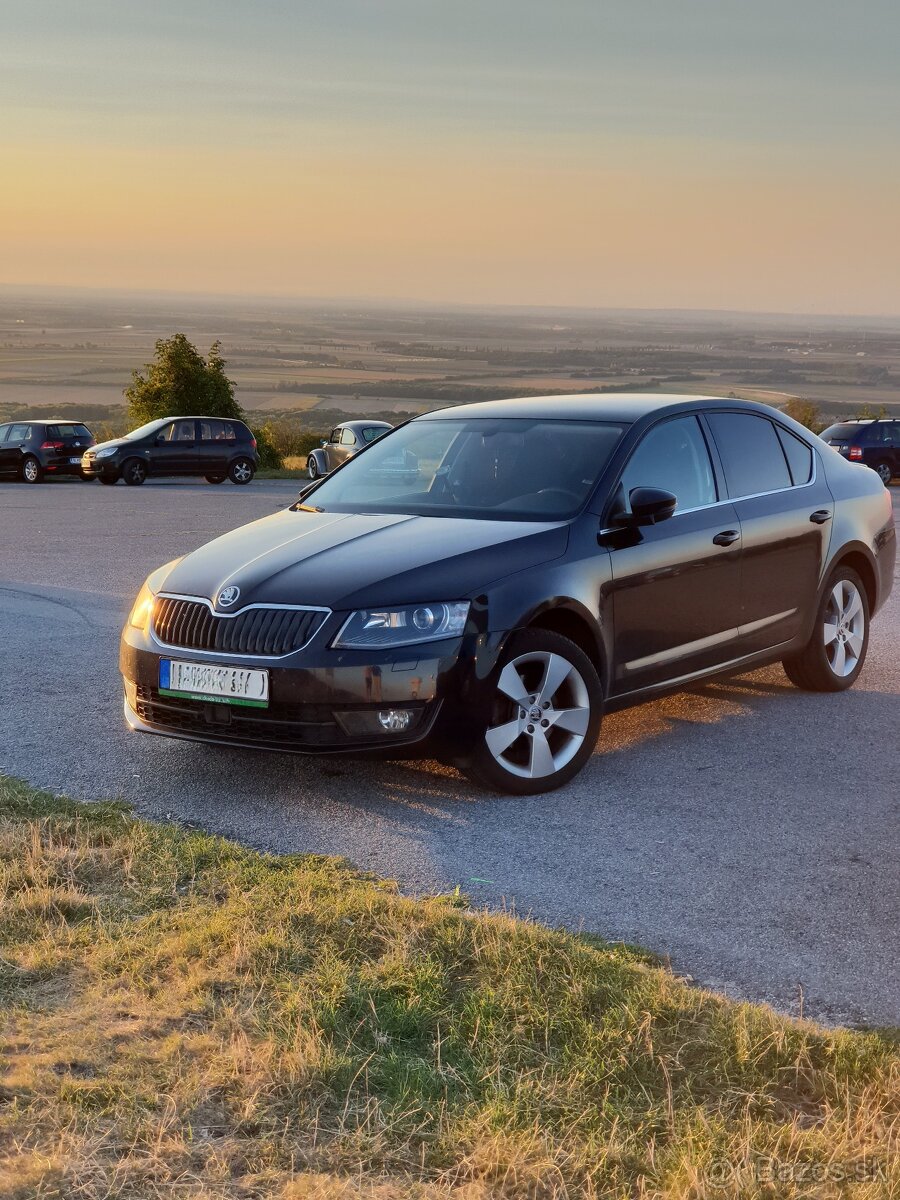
[0,775,897,1199]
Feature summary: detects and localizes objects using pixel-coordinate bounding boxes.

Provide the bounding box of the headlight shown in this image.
[333,601,470,649]
[95,446,119,458]
[126,559,184,631]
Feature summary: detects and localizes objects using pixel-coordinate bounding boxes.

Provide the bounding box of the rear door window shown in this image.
[340,427,357,446]
[617,415,717,513]
[199,419,225,441]
[8,424,31,441]
[775,426,813,485]
[707,413,791,498]
[0,425,10,442]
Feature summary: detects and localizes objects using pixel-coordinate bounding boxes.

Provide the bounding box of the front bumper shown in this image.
[81,456,119,478]
[120,621,498,757]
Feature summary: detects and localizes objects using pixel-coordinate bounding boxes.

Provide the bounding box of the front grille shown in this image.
[153,597,327,657]
[135,686,342,748]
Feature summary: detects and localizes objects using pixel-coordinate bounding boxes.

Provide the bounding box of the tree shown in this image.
[125,334,244,426]
[781,396,824,433]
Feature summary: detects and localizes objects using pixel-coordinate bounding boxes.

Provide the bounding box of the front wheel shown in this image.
[121,458,147,486]
[22,455,43,484]
[875,460,893,485]
[462,629,603,795]
[782,567,869,692]
[229,457,255,485]
[307,455,320,481]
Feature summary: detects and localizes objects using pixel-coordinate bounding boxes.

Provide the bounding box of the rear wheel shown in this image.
[875,460,893,485]
[22,455,43,484]
[462,629,603,795]
[205,474,226,484]
[782,567,869,692]
[229,457,254,485]
[121,458,147,486]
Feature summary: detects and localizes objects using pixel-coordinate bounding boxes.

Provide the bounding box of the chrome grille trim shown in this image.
[151,593,331,659]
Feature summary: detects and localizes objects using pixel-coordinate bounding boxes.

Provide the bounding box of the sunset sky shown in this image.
[3,0,899,313]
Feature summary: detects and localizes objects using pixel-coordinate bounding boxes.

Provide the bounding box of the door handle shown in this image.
[810,509,832,524]
[712,530,740,546]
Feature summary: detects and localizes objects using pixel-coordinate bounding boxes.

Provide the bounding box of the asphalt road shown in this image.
[1,476,898,1027]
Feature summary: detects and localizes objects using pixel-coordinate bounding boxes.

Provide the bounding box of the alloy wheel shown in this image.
[22,457,40,483]
[823,579,865,677]
[231,459,253,483]
[876,462,892,485]
[484,649,592,779]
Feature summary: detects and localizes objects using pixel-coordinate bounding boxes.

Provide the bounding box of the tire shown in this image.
[205,474,226,484]
[121,458,147,486]
[782,566,869,692]
[461,629,603,795]
[21,455,43,484]
[875,460,893,485]
[79,472,96,482]
[98,475,118,486]
[307,456,319,481]
[229,457,255,485]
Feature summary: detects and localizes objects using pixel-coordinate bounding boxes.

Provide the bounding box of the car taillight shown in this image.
[848,446,863,460]
[250,436,257,449]
[40,440,65,450]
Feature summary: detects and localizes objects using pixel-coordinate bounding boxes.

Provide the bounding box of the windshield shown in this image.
[122,418,169,441]
[821,424,864,442]
[296,417,626,520]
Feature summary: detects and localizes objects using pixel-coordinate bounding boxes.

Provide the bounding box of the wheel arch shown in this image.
[522,601,608,695]
[829,546,878,615]
[307,448,328,472]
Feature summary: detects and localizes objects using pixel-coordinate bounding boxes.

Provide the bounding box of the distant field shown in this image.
[2,294,899,425]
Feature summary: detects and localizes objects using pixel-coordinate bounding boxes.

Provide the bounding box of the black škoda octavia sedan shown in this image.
[121,394,895,794]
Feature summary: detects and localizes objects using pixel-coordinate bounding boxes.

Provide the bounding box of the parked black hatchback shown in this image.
[0,419,96,483]
[819,419,900,485]
[82,416,259,486]
[121,394,896,795]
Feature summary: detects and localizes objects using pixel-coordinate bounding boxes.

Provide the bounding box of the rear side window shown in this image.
[8,424,31,441]
[617,415,717,513]
[362,425,388,443]
[0,425,9,442]
[707,413,791,498]
[200,419,226,441]
[776,426,813,485]
[340,428,357,446]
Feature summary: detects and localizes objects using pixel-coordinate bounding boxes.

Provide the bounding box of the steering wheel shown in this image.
[535,487,581,506]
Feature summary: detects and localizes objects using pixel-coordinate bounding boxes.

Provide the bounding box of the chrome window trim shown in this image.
[150,592,331,660]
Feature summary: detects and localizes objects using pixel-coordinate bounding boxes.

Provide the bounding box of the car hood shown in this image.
[159,509,570,610]
[89,436,127,453]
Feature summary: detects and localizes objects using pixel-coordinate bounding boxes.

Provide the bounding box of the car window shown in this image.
[300,418,626,521]
[163,420,196,442]
[361,425,388,443]
[199,419,226,441]
[616,415,717,513]
[707,413,791,498]
[329,428,341,444]
[223,422,237,440]
[46,423,92,440]
[8,424,31,441]
[340,428,357,446]
[858,424,883,445]
[776,426,813,485]
[0,425,8,442]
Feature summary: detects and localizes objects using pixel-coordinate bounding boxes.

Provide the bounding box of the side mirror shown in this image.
[618,487,677,527]
[320,439,328,447]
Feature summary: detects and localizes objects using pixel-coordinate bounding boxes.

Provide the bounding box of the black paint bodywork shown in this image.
[120,395,896,759]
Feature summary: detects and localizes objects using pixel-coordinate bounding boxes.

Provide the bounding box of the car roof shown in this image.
[4,417,89,424]
[414,392,784,424]
[340,419,392,429]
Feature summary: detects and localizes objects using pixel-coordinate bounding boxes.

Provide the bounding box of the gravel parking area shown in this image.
[1,476,898,1025]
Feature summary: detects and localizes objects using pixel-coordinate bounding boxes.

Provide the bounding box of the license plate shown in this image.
[159,659,269,707]
[70,457,82,464]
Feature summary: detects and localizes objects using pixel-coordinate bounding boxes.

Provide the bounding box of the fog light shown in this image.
[378,709,412,732]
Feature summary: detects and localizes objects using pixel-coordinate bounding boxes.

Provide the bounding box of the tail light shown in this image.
[849,446,863,460]
[40,440,65,451]
[250,436,257,449]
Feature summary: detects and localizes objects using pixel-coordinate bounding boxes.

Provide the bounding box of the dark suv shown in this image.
[0,419,96,483]
[820,419,899,485]
[82,416,259,486]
